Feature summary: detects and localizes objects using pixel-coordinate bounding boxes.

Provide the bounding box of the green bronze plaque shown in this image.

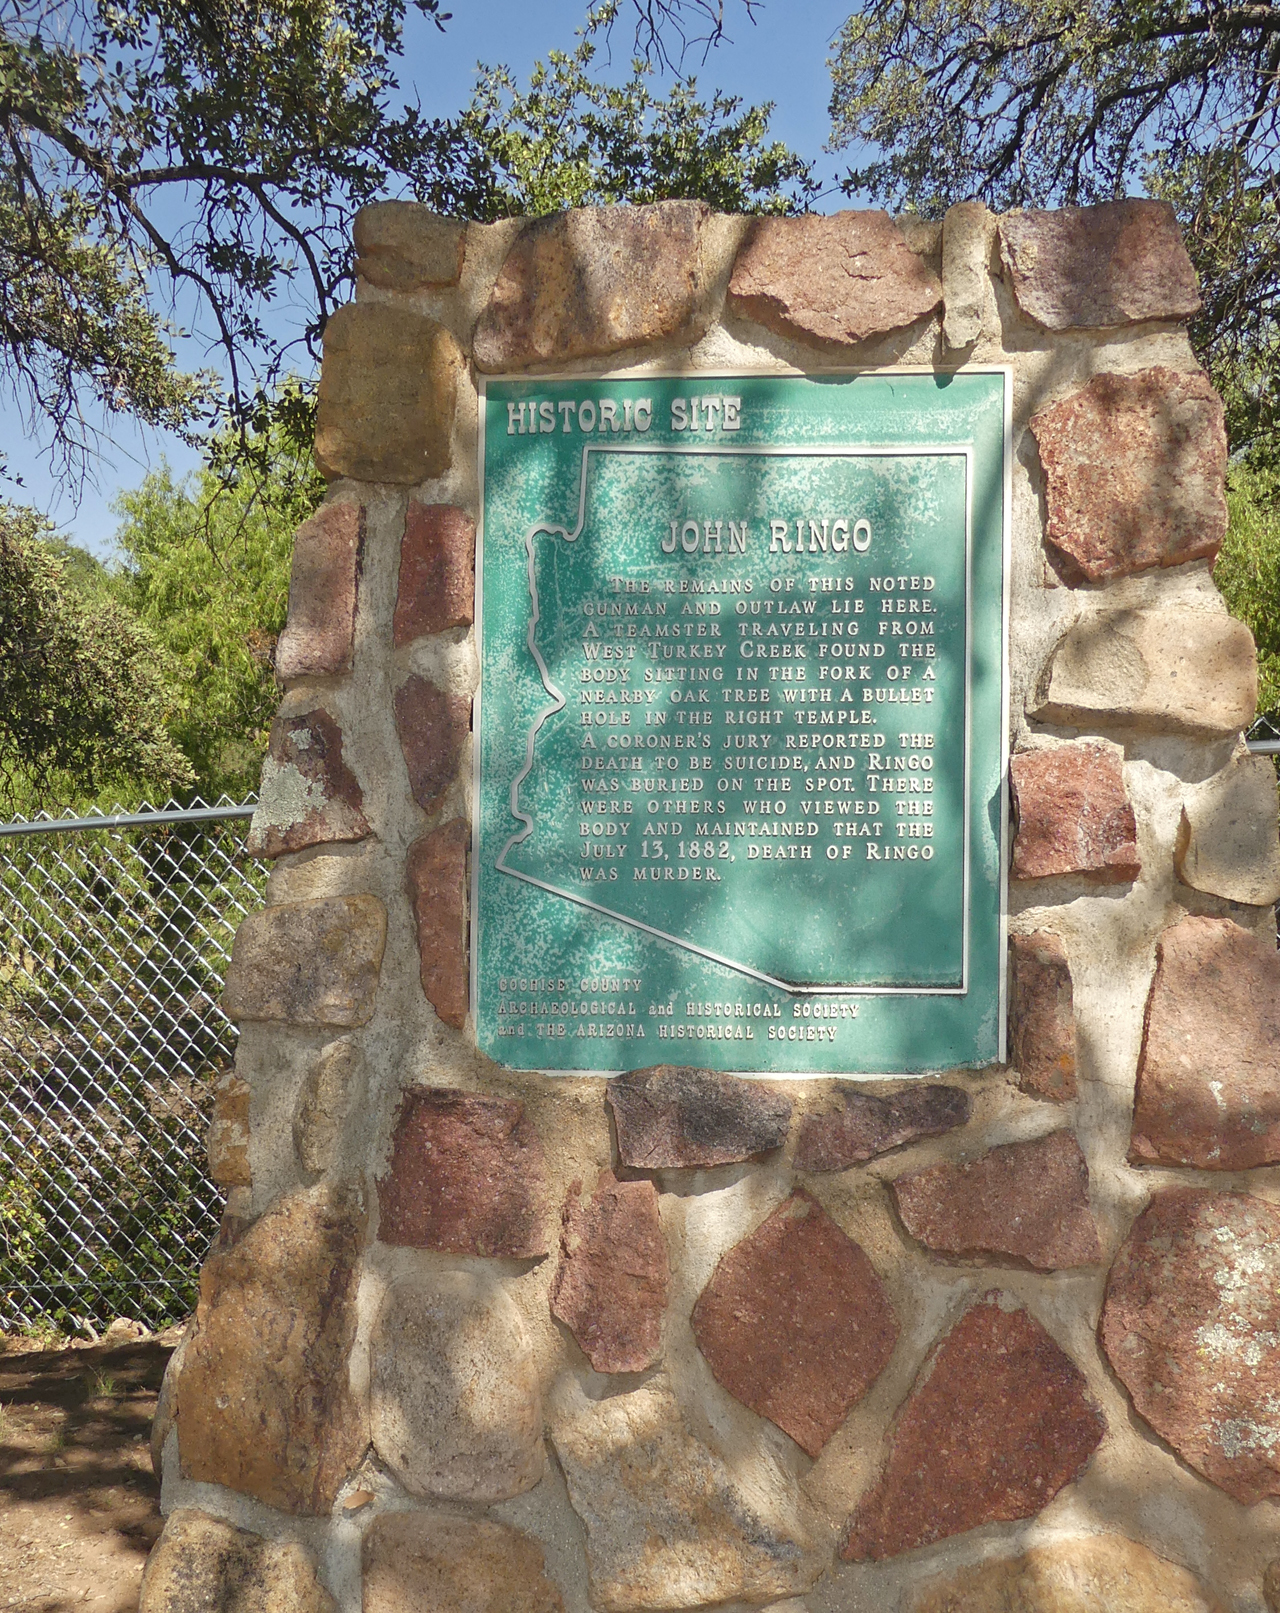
[474,370,1009,1074]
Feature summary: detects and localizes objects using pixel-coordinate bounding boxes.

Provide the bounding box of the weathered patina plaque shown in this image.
[474,371,1008,1074]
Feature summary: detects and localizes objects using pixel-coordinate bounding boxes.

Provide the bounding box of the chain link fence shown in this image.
[0,800,263,1334]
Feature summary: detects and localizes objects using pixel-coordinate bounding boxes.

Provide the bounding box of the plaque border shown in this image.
[471,364,1013,1077]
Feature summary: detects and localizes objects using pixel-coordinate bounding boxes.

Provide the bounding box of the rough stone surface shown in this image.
[842,1297,1105,1560]
[393,502,476,645]
[221,895,386,1027]
[1031,606,1258,738]
[377,1086,547,1256]
[692,1191,897,1456]
[550,1372,826,1611]
[795,1083,970,1171]
[208,1069,250,1187]
[1130,915,1280,1170]
[315,301,458,483]
[406,819,469,1030]
[1177,750,1280,906]
[728,211,943,347]
[1101,1187,1280,1504]
[607,1064,792,1168]
[907,1534,1226,1613]
[1008,932,1077,1101]
[294,1038,362,1177]
[175,1187,367,1514]
[474,202,708,371]
[370,1267,544,1500]
[892,1130,1102,1269]
[354,201,465,290]
[942,201,994,349]
[549,1169,668,1373]
[1011,742,1140,883]
[150,1323,190,1476]
[362,1512,564,1613]
[1266,1559,1280,1613]
[247,706,371,858]
[140,1508,336,1613]
[274,502,364,680]
[999,200,1201,330]
[394,673,471,815]
[1031,368,1228,583]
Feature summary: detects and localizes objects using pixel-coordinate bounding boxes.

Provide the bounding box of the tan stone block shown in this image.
[1031,606,1257,738]
[728,210,942,347]
[221,895,387,1027]
[294,1038,362,1177]
[1177,750,1280,905]
[354,201,465,290]
[999,199,1201,330]
[1031,368,1227,583]
[942,201,994,349]
[908,1533,1226,1613]
[550,1372,827,1611]
[370,1268,544,1501]
[406,821,469,1030]
[208,1069,250,1187]
[362,1513,564,1613]
[315,302,458,484]
[473,202,709,371]
[275,502,364,679]
[140,1507,336,1612]
[175,1187,367,1515]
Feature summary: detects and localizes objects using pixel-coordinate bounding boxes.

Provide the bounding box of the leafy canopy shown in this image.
[0,501,191,811]
[0,0,762,477]
[827,0,1280,457]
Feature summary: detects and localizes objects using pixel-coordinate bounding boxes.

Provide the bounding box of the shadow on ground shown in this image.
[0,1339,174,1612]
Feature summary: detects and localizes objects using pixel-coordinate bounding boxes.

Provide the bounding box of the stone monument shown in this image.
[141,197,1280,1612]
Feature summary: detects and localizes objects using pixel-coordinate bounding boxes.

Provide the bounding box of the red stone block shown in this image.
[606,1065,791,1169]
[393,502,476,646]
[1130,915,1280,1170]
[1011,742,1140,883]
[394,675,471,815]
[549,1170,668,1373]
[692,1191,898,1457]
[377,1087,547,1257]
[999,200,1201,330]
[1008,932,1077,1101]
[795,1083,970,1171]
[247,707,370,858]
[729,211,942,347]
[1031,368,1226,584]
[406,819,469,1030]
[1102,1187,1280,1504]
[274,502,364,679]
[842,1297,1105,1560]
[892,1129,1101,1269]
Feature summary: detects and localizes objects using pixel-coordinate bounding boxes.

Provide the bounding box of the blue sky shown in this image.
[6,0,852,558]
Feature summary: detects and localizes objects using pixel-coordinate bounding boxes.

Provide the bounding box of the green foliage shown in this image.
[1216,465,1280,719]
[826,0,1280,460]
[112,411,324,802]
[0,502,191,814]
[431,4,816,218]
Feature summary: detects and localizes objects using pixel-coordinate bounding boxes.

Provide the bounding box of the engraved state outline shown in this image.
[494,440,974,995]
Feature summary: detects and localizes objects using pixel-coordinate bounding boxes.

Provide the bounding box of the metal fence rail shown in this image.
[0,800,262,1333]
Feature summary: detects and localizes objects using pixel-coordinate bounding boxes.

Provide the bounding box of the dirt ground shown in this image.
[0,1334,176,1613]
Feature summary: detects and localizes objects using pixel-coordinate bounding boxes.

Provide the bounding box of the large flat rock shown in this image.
[1011,741,1139,883]
[362,1512,564,1613]
[221,895,386,1027]
[140,1508,335,1612]
[607,1065,791,1168]
[1101,1187,1280,1503]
